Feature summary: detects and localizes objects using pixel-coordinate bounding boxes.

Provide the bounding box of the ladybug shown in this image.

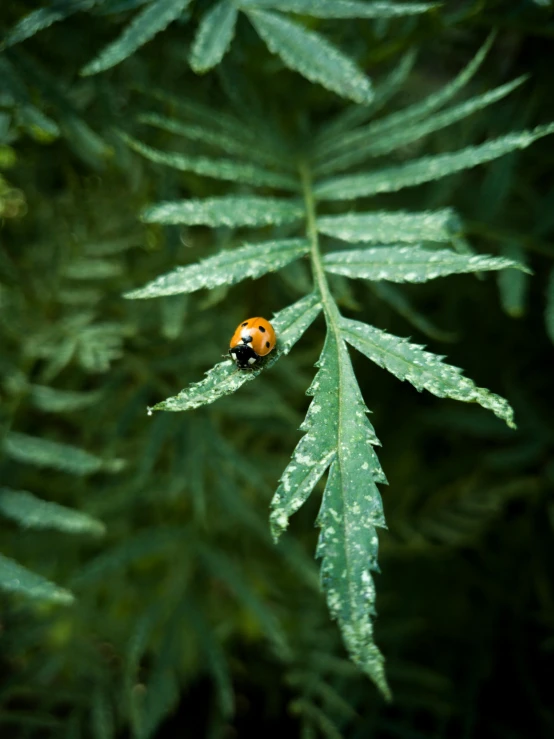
[229,317,276,369]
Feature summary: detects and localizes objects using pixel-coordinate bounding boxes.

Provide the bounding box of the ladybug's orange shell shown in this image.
[230,317,276,357]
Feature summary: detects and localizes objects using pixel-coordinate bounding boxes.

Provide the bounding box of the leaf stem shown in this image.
[299,161,338,322]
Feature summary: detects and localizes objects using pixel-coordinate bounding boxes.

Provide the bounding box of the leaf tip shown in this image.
[269,508,288,542]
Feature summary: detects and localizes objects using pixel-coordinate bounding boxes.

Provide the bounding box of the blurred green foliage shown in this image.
[1,1,554,737]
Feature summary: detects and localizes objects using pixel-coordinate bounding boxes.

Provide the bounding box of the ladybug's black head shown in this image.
[230,343,260,369]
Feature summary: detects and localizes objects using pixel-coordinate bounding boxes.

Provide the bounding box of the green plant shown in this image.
[2,1,554,736]
[118,31,554,696]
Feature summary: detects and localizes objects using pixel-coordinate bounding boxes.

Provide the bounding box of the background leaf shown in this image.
[3,432,122,475]
[2,0,96,48]
[0,553,74,604]
[247,9,374,103]
[190,0,238,73]
[0,488,105,535]
[238,0,436,17]
[122,133,296,188]
[81,0,192,75]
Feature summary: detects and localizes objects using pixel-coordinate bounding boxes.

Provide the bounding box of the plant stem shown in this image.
[299,161,339,324]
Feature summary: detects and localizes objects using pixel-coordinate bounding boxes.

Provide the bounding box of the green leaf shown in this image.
[238,0,436,17]
[317,209,459,244]
[190,0,238,73]
[323,246,524,283]
[63,258,123,280]
[29,385,103,413]
[98,0,152,14]
[3,431,123,475]
[2,0,95,48]
[315,33,495,161]
[340,317,516,428]
[135,668,179,739]
[314,124,554,201]
[137,88,259,145]
[91,689,115,739]
[9,52,109,165]
[121,133,297,189]
[137,112,287,169]
[0,57,60,139]
[0,488,105,536]
[316,76,528,176]
[497,242,528,318]
[141,195,304,227]
[150,292,321,412]
[546,267,554,344]
[125,238,309,299]
[0,552,74,605]
[246,9,373,104]
[316,49,417,145]
[270,328,388,695]
[81,0,191,76]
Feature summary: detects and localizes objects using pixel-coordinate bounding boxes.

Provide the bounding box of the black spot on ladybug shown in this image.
[242,322,248,326]
[242,335,252,344]
[266,341,270,348]
[258,326,266,332]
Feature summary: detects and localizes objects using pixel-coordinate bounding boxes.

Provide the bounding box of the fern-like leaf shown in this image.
[137,112,287,169]
[340,317,516,428]
[316,49,417,145]
[141,195,304,226]
[137,88,262,144]
[315,76,528,176]
[121,133,297,189]
[238,0,436,17]
[81,0,191,76]
[0,488,105,535]
[317,209,459,244]
[0,552,74,605]
[316,33,495,159]
[29,385,103,413]
[190,0,238,73]
[149,292,321,412]
[125,239,309,299]
[270,328,388,695]
[323,246,524,283]
[2,0,96,49]
[315,124,554,200]
[3,431,123,475]
[0,57,60,139]
[63,258,123,280]
[246,9,374,103]
[497,242,528,317]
